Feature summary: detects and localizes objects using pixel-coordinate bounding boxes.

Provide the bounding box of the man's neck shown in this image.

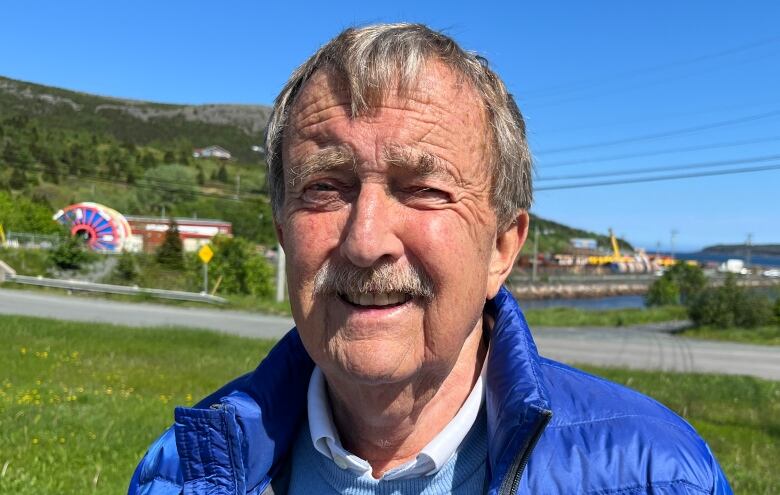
[322,323,487,478]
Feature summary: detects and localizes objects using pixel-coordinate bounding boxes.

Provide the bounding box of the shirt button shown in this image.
[334,456,349,470]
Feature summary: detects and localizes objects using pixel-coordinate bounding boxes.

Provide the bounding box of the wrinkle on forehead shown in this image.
[283,61,495,191]
[288,142,470,189]
[288,62,487,132]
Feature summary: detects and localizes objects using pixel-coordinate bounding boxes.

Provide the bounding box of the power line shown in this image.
[535,163,780,191]
[536,135,780,169]
[519,47,780,109]
[518,35,780,99]
[535,109,780,155]
[536,153,780,181]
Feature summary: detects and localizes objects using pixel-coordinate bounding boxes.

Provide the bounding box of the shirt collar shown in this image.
[307,360,486,480]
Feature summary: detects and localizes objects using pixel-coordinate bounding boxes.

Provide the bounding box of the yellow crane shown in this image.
[587,228,633,265]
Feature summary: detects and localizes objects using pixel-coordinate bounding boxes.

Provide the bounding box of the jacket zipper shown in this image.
[498,410,552,495]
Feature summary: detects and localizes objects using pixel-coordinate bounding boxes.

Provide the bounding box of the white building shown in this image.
[192,145,232,160]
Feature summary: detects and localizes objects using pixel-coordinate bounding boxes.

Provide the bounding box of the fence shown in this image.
[1,270,226,304]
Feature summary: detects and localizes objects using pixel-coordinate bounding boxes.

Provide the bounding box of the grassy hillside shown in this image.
[0,74,628,252]
[0,76,270,163]
[524,214,633,255]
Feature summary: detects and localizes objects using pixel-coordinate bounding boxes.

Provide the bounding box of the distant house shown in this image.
[193,145,232,160]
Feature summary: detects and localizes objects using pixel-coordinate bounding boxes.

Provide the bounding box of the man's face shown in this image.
[278,62,517,385]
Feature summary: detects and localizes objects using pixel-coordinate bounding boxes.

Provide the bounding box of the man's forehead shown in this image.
[289,61,484,121]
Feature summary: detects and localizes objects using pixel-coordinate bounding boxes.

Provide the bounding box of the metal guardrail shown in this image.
[4,274,227,304]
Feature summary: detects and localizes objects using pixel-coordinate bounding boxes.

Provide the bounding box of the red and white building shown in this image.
[125,216,232,253]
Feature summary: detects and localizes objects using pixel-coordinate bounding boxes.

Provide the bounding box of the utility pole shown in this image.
[275,243,286,303]
[531,226,539,283]
[670,229,678,260]
[746,233,753,270]
[235,174,241,199]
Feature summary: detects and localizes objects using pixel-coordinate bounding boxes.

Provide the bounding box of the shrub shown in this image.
[688,274,774,329]
[49,236,93,271]
[113,251,139,282]
[646,262,705,307]
[774,297,780,324]
[645,276,679,306]
[203,235,274,297]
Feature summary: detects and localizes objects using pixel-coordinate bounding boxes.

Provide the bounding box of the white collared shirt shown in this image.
[307,364,486,481]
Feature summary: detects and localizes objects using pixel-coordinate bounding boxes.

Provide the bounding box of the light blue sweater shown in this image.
[287,408,487,495]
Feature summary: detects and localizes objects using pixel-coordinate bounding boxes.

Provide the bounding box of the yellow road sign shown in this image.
[198,244,214,264]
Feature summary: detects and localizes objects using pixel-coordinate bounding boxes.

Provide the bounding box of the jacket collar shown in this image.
[176,287,550,494]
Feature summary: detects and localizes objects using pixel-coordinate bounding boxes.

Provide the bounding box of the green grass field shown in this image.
[681,325,780,346]
[1,315,778,493]
[523,304,688,327]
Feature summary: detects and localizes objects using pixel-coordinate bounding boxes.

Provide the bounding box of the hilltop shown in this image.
[0,75,271,163]
[0,74,630,253]
[702,244,780,257]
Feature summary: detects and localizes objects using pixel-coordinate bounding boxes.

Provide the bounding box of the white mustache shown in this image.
[312,259,434,300]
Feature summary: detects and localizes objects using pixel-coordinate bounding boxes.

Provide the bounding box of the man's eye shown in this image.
[403,186,451,204]
[309,183,337,192]
[301,182,343,205]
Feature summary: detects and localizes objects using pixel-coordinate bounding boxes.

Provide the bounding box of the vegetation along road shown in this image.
[1,287,778,380]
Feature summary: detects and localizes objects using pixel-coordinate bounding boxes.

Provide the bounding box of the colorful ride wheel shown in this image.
[53,202,132,252]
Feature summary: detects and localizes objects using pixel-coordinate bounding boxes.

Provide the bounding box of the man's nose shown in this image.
[339,184,404,268]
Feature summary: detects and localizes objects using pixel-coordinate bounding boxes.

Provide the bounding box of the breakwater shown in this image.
[513,282,649,300]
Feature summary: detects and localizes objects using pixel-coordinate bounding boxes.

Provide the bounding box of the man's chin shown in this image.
[326,348,420,387]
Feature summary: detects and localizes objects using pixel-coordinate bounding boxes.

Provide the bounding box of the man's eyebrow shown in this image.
[382,145,463,185]
[289,145,356,186]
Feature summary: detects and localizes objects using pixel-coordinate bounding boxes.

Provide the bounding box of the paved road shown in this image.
[0,288,293,339]
[2,287,778,380]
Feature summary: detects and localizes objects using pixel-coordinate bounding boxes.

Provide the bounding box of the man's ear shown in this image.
[486,211,529,299]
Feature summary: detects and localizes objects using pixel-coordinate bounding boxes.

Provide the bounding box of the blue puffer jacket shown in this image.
[129,287,732,494]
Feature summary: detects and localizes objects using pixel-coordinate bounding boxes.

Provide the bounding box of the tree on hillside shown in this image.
[40,149,61,184]
[178,149,193,166]
[140,151,158,169]
[163,150,176,164]
[156,219,184,269]
[9,168,28,190]
[3,140,33,171]
[216,163,229,183]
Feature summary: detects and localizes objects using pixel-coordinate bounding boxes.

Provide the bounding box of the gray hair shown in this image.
[264,23,532,230]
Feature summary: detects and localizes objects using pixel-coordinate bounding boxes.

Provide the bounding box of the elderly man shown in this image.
[130,24,731,494]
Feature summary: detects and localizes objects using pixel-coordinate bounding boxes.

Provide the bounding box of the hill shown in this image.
[702,244,780,257]
[0,74,630,252]
[525,214,633,255]
[0,75,271,163]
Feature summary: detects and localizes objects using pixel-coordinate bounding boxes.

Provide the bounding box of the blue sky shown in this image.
[2,1,779,251]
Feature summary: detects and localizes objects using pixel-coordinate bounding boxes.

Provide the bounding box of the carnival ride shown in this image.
[53,202,132,252]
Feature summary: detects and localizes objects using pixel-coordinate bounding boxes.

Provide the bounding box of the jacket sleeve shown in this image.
[709,455,733,495]
[128,426,183,495]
